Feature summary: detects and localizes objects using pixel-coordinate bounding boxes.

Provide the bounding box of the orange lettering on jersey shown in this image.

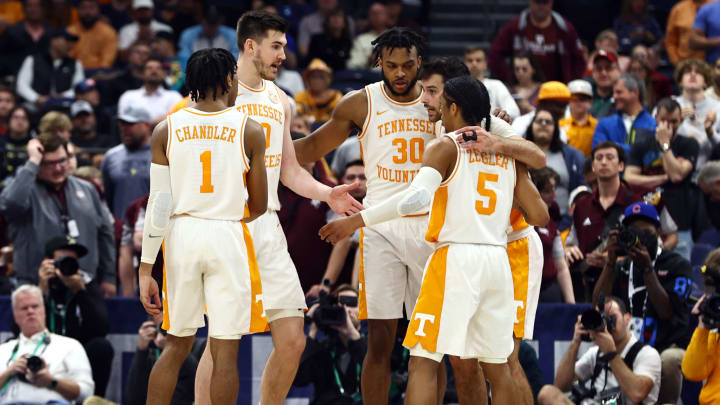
[191,126,199,140]
[227,129,236,143]
[398,119,405,132]
[182,126,190,141]
[264,153,282,168]
[175,129,183,143]
[391,120,397,133]
[220,127,229,141]
[237,103,284,126]
[173,125,236,144]
[377,118,435,138]
[376,164,419,184]
[468,150,510,170]
[383,122,391,137]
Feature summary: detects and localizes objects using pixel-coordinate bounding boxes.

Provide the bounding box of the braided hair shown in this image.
[185,48,237,102]
[442,76,491,131]
[370,27,425,66]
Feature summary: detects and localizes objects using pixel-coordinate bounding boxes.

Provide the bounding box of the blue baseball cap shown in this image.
[622,202,660,227]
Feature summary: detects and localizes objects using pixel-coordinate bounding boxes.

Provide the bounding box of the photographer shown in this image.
[0,285,94,404]
[593,202,693,404]
[124,318,197,405]
[38,237,113,397]
[294,284,366,405]
[682,251,720,405]
[538,296,661,405]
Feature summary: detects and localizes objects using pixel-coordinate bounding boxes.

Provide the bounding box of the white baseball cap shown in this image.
[133,0,154,10]
[567,79,593,97]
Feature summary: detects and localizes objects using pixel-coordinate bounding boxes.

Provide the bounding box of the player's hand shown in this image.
[492,108,513,125]
[455,126,500,152]
[137,320,158,350]
[327,182,364,216]
[306,283,330,299]
[565,245,584,264]
[319,215,364,244]
[139,263,162,317]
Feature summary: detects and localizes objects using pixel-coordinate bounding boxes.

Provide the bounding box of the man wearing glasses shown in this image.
[0,132,116,296]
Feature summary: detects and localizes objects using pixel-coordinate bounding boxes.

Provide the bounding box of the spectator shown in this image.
[384,0,421,33]
[102,40,150,106]
[298,0,355,58]
[294,59,343,124]
[613,0,663,55]
[101,105,151,220]
[525,108,586,216]
[39,236,114,397]
[0,0,23,32]
[75,79,111,135]
[0,0,49,77]
[565,142,640,301]
[117,0,172,54]
[275,66,305,97]
[46,0,78,29]
[681,256,720,405]
[592,74,656,154]
[488,0,585,83]
[152,31,185,92]
[70,100,115,160]
[38,111,71,139]
[0,285,95,404]
[588,50,621,119]
[537,295,661,405]
[347,2,387,70]
[593,202,692,404]
[124,318,197,405]
[510,52,543,115]
[162,0,201,36]
[586,29,629,74]
[625,98,700,259]
[674,58,720,170]
[177,6,238,62]
[294,284,366,405]
[0,86,15,137]
[16,28,84,108]
[707,56,720,102]
[627,53,672,111]
[464,46,520,120]
[698,161,720,231]
[117,57,182,124]
[690,0,720,64]
[0,133,116,293]
[665,0,711,65]
[100,0,132,32]
[560,79,598,157]
[306,8,353,72]
[68,0,118,70]
[530,167,575,303]
[330,136,361,179]
[583,158,598,193]
[512,80,571,138]
[307,160,367,298]
[0,106,32,182]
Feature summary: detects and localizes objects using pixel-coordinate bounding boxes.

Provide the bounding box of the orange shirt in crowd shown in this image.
[68,20,118,69]
[666,0,711,65]
[0,0,23,32]
[681,327,720,405]
[559,114,598,157]
[294,89,342,124]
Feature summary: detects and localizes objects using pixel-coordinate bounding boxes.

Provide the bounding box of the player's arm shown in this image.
[278,89,363,215]
[138,121,170,317]
[319,137,456,243]
[244,118,268,223]
[513,163,549,227]
[455,118,547,169]
[293,90,367,165]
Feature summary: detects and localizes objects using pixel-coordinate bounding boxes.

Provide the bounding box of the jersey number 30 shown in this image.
[475,172,498,215]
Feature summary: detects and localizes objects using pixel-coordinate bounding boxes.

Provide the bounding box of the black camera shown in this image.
[700,294,720,329]
[579,295,616,341]
[26,355,44,373]
[615,226,640,255]
[312,290,347,330]
[570,381,597,404]
[53,255,79,276]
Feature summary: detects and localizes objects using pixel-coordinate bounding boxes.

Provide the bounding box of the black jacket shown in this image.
[45,280,109,345]
[30,52,77,97]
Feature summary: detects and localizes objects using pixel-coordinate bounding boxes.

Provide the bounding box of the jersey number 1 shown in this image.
[475,172,497,215]
[200,150,214,193]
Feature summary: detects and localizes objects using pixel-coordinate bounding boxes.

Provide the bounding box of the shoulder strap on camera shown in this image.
[623,340,645,371]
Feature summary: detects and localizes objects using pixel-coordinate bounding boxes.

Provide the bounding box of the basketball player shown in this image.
[193,11,363,405]
[319,76,549,405]
[294,29,546,404]
[419,57,546,405]
[138,48,268,405]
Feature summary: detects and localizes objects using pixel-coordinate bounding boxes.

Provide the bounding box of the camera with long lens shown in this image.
[615,226,640,256]
[579,295,616,341]
[312,289,347,330]
[700,294,720,329]
[16,355,45,382]
[53,255,79,276]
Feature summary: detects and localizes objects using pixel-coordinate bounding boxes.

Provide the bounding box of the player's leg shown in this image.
[479,361,515,405]
[209,337,240,405]
[362,318,399,404]
[405,355,442,405]
[448,356,487,405]
[261,313,306,405]
[508,337,534,405]
[147,334,195,405]
[436,360,447,405]
[194,340,212,405]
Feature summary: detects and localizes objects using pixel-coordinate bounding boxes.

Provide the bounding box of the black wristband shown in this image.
[602,351,618,362]
[50,378,58,389]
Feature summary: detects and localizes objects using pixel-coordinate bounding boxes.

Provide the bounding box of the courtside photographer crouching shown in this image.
[681,250,720,405]
[294,284,366,405]
[0,285,94,405]
[537,295,661,405]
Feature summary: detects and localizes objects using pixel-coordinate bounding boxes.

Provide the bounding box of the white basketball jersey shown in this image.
[359,81,436,208]
[426,133,516,246]
[235,79,285,211]
[166,107,250,220]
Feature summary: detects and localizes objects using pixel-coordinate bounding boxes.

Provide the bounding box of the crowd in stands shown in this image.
[0,0,717,403]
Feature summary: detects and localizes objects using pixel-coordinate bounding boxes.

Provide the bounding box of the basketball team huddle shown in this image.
[137,9,551,405]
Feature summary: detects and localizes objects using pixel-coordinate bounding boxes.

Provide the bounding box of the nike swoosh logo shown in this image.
[377,110,389,116]
[149,235,162,238]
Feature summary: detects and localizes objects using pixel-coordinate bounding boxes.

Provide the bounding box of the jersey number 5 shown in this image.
[200,150,214,193]
[475,172,498,215]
